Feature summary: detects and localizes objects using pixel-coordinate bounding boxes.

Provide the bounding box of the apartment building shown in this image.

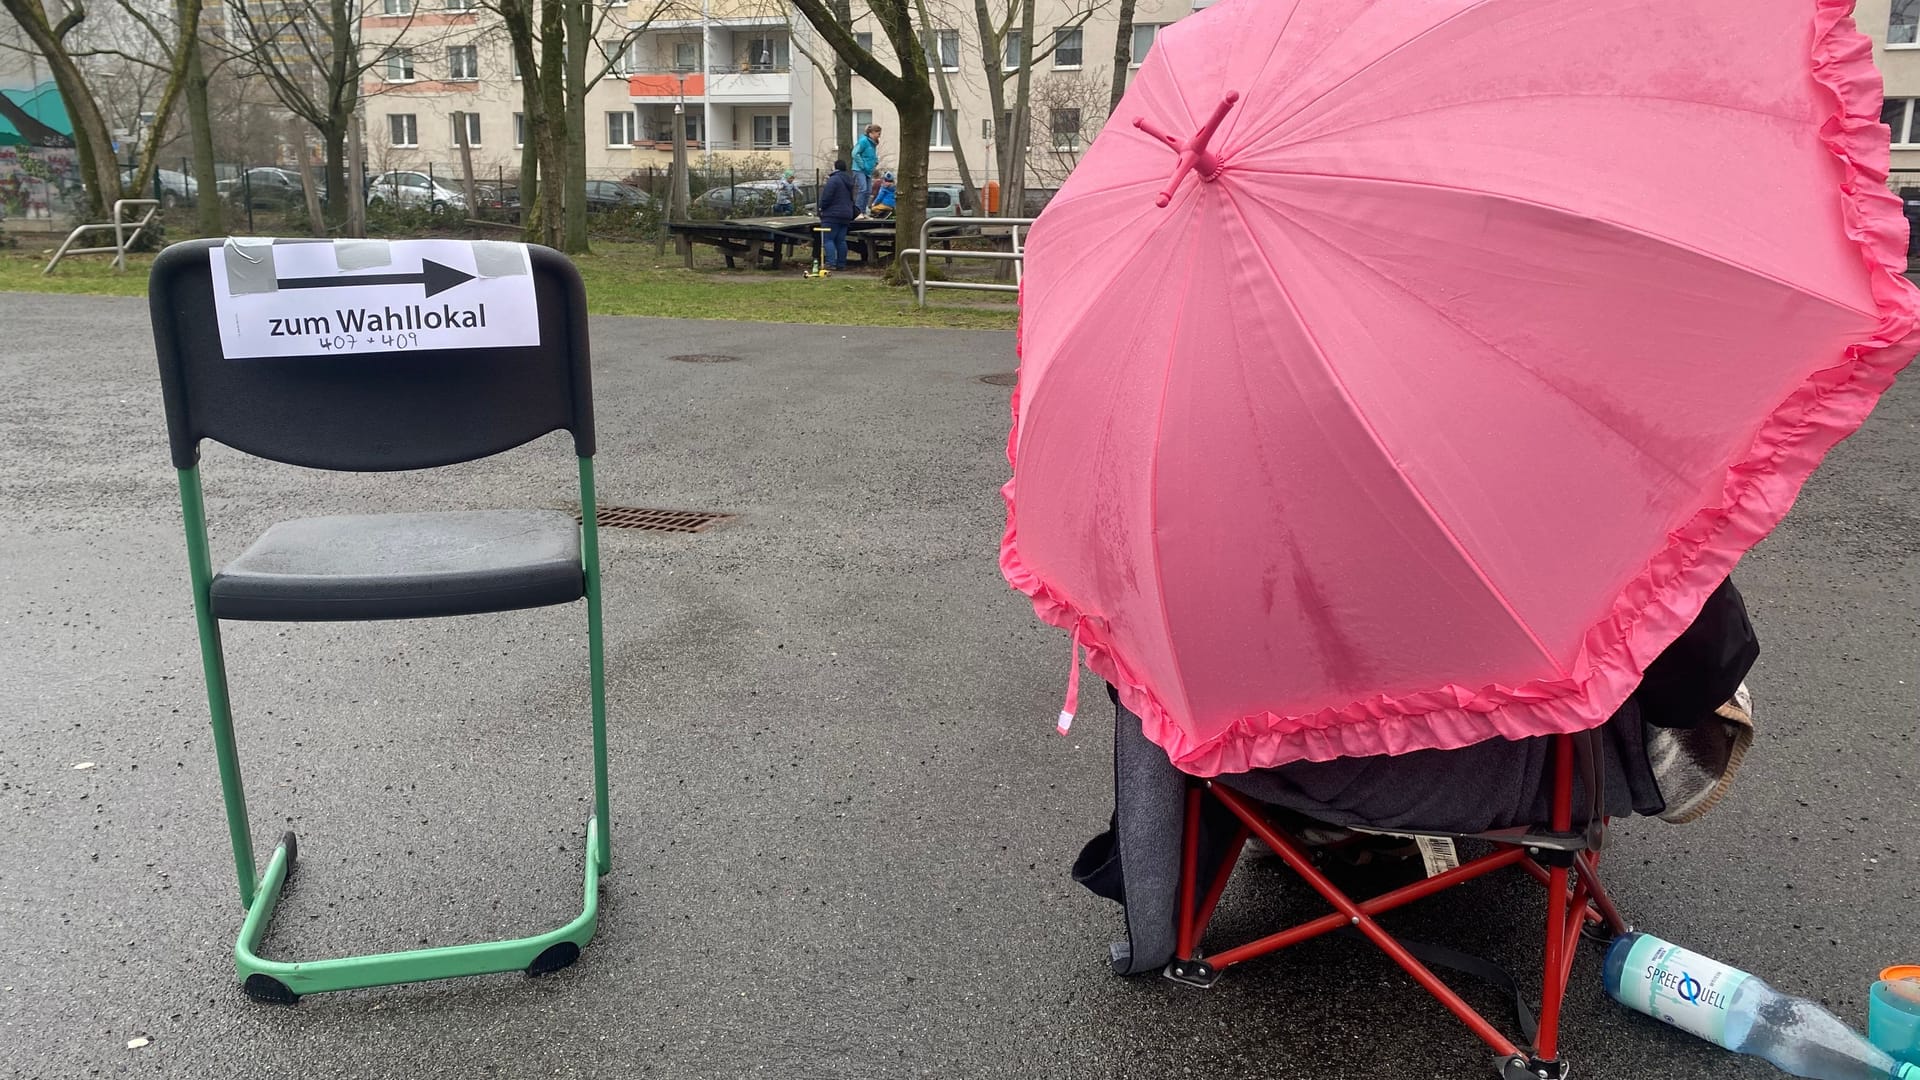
[357,0,1207,186]
[358,0,679,181]
[1861,0,1920,180]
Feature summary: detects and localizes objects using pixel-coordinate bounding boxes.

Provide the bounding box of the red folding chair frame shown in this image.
[1164,734,1632,1080]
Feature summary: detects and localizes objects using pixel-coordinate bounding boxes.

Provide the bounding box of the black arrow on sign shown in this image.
[277,258,476,298]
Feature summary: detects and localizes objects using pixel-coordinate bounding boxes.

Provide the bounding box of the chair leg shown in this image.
[1532,735,1579,1065]
[1175,783,1204,960]
[579,456,612,875]
[180,467,260,908]
[175,465,612,1002]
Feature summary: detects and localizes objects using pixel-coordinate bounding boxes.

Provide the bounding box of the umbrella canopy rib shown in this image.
[1218,191,1570,677]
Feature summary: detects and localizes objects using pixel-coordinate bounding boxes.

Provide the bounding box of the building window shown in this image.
[384,49,415,81]
[380,0,411,14]
[607,110,636,146]
[924,28,959,71]
[751,113,790,149]
[1894,0,1920,44]
[445,0,474,10]
[514,112,525,147]
[853,108,873,135]
[1885,98,1918,145]
[1003,30,1021,71]
[981,117,992,141]
[855,32,873,53]
[673,41,698,71]
[1131,24,1162,66]
[512,54,521,79]
[1053,26,1082,68]
[745,34,787,71]
[450,112,481,146]
[930,108,956,150]
[388,113,418,147]
[602,39,633,76]
[447,45,479,80]
[1050,108,1081,151]
[684,113,703,142]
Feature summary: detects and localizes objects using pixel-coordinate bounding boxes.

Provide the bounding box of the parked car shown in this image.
[119,167,198,209]
[365,170,467,212]
[583,179,652,213]
[924,184,978,218]
[218,167,324,211]
[694,179,816,218]
[474,183,520,212]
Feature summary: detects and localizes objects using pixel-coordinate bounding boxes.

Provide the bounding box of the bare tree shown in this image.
[1025,71,1102,188]
[788,0,934,285]
[960,0,1099,215]
[218,0,455,231]
[66,0,221,230]
[0,0,201,217]
[487,0,673,252]
[1107,0,1133,111]
[782,0,853,167]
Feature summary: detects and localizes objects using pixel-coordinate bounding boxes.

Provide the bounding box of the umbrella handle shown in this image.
[1135,91,1242,208]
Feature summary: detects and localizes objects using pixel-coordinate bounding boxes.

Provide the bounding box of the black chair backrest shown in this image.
[150,238,594,471]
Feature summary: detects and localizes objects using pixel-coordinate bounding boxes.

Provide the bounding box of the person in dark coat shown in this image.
[817,159,858,271]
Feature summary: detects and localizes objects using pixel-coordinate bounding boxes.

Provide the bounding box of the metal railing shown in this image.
[902,215,1036,307]
[44,198,160,274]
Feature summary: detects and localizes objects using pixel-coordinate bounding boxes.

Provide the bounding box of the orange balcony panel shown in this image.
[630,73,702,98]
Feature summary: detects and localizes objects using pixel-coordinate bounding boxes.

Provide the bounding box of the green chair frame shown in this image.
[152,238,610,1003]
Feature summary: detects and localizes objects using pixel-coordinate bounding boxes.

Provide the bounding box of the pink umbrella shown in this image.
[1002,0,1920,776]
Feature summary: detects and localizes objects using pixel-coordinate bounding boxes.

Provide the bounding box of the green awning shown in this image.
[0,83,73,147]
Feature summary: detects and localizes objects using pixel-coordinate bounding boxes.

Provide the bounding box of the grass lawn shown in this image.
[0,237,1018,331]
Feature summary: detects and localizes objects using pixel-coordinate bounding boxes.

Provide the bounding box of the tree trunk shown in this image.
[831,0,852,165]
[918,0,976,213]
[320,0,354,229]
[1109,0,1136,113]
[454,112,481,218]
[297,128,326,236]
[972,0,1009,194]
[560,0,591,254]
[184,32,223,235]
[346,111,366,237]
[887,78,934,286]
[1003,0,1035,215]
[536,0,568,249]
[501,0,544,244]
[320,116,349,233]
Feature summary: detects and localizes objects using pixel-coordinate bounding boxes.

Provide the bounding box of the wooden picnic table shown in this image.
[668,216,971,271]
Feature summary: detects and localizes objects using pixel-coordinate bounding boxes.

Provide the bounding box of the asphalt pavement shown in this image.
[0,292,1914,1079]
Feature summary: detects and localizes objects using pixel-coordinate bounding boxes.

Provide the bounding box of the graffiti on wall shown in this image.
[0,145,81,219]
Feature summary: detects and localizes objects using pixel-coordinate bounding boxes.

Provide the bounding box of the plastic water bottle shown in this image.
[1605,933,1920,1080]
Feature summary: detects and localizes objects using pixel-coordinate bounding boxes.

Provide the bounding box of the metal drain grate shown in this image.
[979,372,1018,387]
[587,506,735,533]
[669,353,741,364]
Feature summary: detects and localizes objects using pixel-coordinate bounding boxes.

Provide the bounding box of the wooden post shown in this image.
[453,112,481,219]
[296,128,326,237]
[346,113,367,238]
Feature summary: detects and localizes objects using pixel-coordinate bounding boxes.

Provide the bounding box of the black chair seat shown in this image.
[210,510,584,621]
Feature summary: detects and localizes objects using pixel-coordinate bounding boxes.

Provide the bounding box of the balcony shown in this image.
[706,65,791,103]
[629,72,703,99]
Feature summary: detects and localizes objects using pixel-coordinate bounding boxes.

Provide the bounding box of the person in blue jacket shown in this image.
[852,123,881,212]
[817,159,859,270]
[868,171,897,218]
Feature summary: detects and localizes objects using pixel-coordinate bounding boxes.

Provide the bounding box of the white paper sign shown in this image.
[207,238,541,359]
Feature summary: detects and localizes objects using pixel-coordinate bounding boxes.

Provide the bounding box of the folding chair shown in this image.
[1163,730,1631,1080]
[148,238,610,1004]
